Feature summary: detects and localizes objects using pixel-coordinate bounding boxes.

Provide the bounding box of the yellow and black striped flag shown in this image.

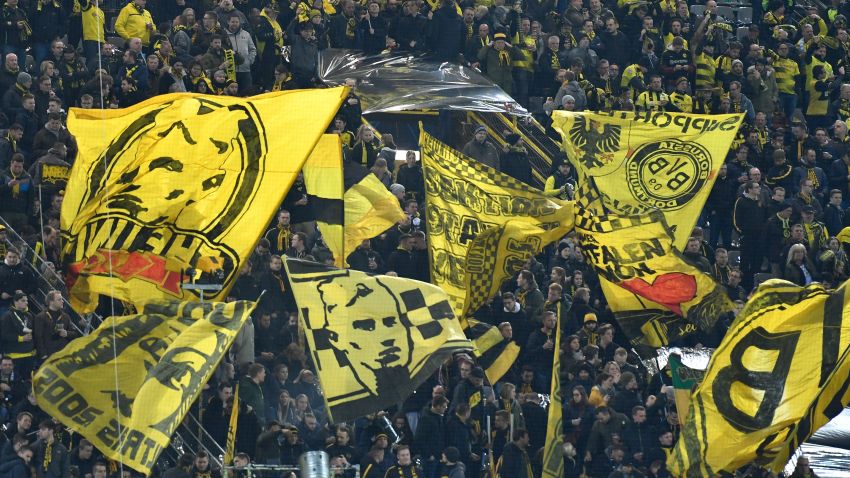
[302,134,405,267]
[669,279,850,475]
[284,259,472,422]
[303,134,345,267]
[465,319,521,384]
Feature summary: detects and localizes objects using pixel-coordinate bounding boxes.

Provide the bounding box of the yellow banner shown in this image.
[303,134,345,267]
[283,259,472,422]
[541,314,563,478]
[551,111,743,249]
[419,130,574,320]
[61,88,348,313]
[669,279,850,475]
[465,319,521,384]
[33,300,255,475]
[553,112,742,351]
[577,210,733,348]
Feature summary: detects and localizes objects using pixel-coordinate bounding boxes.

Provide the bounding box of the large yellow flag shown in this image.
[576,210,733,345]
[283,259,472,422]
[669,279,850,476]
[33,300,255,475]
[419,130,574,320]
[541,313,563,478]
[552,112,742,351]
[342,161,406,265]
[465,319,521,384]
[61,88,347,313]
[551,111,743,249]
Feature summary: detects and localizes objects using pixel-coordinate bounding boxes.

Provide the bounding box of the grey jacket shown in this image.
[225,28,257,72]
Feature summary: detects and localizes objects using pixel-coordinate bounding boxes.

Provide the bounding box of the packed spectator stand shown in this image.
[0,0,847,476]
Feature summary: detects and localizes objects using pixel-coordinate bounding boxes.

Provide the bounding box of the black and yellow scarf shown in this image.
[224,49,236,81]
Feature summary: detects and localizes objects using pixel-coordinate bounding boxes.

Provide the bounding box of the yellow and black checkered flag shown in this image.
[283,259,472,422]
[419,129,574,322]
[669,279,850,475]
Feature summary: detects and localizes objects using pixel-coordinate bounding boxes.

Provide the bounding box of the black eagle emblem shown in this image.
[568,116,622,168]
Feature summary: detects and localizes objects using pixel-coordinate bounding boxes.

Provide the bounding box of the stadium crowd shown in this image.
[0,0,844,476]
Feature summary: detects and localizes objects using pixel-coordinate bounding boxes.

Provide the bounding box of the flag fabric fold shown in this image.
[283,259,472,422]
[669,279,850,476]
[33,300,256,475]
[61,88,347,312]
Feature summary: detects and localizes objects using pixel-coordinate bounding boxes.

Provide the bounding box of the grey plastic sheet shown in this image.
[318,49,528,115]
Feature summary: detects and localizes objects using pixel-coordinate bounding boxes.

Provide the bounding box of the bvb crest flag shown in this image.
[541,314,563,478]
[283,259,472,422]
[551,111,743,250]
[576,210,733,347]
[669,279,850,476]
[419,130,574,320]
[61,88,347,313]
[33,300,255,475]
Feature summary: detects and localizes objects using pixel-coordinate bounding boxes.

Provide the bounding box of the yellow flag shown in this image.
[224,383,239,465]
[33,300,255,475]
[342,162,406,265]
[541,314,563,478]
[552,112,742,351]
[551,111,743,249]
[577,210,733,347]
[419,130,574,321]
[283,259,472,422]
[465,319,521,384]
[669,279,850,476]
[61,88,348,313]
[303,134,345,267]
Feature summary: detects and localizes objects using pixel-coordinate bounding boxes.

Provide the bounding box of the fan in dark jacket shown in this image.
[501,134,533,186]
[0,446,34,478]
[428,0,465,62]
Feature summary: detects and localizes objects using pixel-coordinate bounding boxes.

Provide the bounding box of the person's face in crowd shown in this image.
[22,97,34,112]
[589,0,600,10]
[228,16,241,32]
[259,314,271,329]
[18,449,33,464]
[805,149,818,164]
[478,24,489,39]
[213,70,227,84]
[18,414,31,431]
[291,234,303,250]
[547,35,560,52]
[632,407,646,424]
[831,192,843,206]
[755,112,766,127]
[543,314,556,331]
[815,129,829,144]
[499,323,512,339]
[183,8,196,25]
[233,456,249,468]
[729,270,741,287]
[596,410,611,424]
[791,225,804,240]
[650,76,662,91]
[336,429,350,445]
[729,82,741,98]
[777,43,789,58]
[395,448,413,466]
[225,81,239,95]
[47,100,61,114]
[304,415,318,430]
[9,159,24,175]
[122,50,136,66]
[121,79,134,93]
[0,359,13,375]
[735,147,748,164]
[686,239,700,254]
[128,38,142,53]
[715,249,728,266]
[51,42,65,58]
[749,168,761,183]
[195,456,210,471]
[747,183,761,199]
[793,248,806,264]
[802,210,814,224]
[462,7,474,22]
[219,386,233,402]
[375,435,389,449]
[203,13,217,29]
[731,62,743,75]
[220,0,234,10]
[605,18,617,33]
[146,55,160,71]
[367,2,379,16]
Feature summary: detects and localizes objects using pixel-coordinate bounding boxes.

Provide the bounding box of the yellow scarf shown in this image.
[224,49,236,81]
[498,49,510,67]
[261,9,284,49]
[806,167,820,189]
[43,439,53,470]
[9,169,21,198]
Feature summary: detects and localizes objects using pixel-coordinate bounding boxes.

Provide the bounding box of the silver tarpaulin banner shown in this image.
[318,49,528,115]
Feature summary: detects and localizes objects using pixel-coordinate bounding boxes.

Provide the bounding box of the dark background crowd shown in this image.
[0,0,844,476]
